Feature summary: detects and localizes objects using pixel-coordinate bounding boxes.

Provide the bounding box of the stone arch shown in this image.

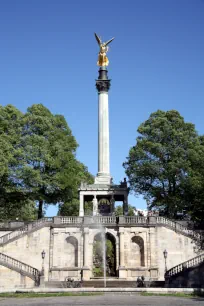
[92,231,117,277]
[65,236,78,267]
[130,236,145,267]
[106,232,116,276]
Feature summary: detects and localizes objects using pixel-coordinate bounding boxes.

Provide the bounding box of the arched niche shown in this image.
[92,232,116,277]
[65,236,78,267]
[130,236,145,267]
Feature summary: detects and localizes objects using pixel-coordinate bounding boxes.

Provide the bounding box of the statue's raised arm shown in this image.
[94,33,114,67]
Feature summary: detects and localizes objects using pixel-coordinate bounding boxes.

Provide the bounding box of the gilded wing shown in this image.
[94,33,102,45]
[104,37,115,46]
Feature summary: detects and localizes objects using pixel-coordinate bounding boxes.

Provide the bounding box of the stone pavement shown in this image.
[0,295,203,306]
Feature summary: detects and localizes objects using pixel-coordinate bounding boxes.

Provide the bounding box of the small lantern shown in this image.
[41,250,45,260]
[163,249,168,259]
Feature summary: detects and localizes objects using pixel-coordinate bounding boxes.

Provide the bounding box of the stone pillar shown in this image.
[123,194,128,216]
[79,193,84,217]
[95,67,111,185]
[119,227,125,267]
[92,194,98,216]
[110,195,115,214]
[119,227,127,278]
[83,227,90,279]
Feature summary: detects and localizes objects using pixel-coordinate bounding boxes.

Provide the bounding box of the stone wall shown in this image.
[0,227,51,280]
[167,262,204,288]
[0,221,199,287]
[0,266,34,289]
[157,227,196,280]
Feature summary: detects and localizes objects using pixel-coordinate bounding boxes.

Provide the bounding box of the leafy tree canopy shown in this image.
[0,104,93,220]
[115,204,135,216]
[123,110,201,218]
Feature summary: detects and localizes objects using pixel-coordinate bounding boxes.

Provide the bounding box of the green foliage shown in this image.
[124,110,200,217]
[0,199,37,221]
[115,204,135,216]
[0,104,93,220]
[93,234,116,277]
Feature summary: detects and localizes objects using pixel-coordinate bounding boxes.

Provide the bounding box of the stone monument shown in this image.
[78,34,129,217]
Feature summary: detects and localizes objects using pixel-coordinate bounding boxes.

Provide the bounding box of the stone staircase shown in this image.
[45,279,165,288]
[165,253,204,287]
[0,217,53,246]
[166,253,204,278]
[0,252,40,285]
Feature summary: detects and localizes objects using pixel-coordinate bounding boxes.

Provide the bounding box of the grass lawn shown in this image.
[0,292,103,298]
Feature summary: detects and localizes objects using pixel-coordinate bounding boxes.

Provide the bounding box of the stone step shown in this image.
[45,280,165,288]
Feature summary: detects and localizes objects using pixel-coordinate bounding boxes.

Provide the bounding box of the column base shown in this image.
[39,275,45,287]
[94,173,112,185]
[118,267,127,279]
[82,267,91,280]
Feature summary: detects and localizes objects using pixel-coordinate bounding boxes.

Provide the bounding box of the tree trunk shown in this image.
[38,200,43,219]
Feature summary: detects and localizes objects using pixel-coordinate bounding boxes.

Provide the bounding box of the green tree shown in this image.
[115,204,135,216]
[0,105,30,219]
[0,199,37,221]
[20,104,85,219]
[58,161,94,216]
[123,110,200,217]
[0,104,93,220]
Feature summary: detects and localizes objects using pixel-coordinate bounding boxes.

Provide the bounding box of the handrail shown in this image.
[0,252,40,284]
[156,217,199,239]
[0,216,200,246]
[0,217,53,246]
[165,253,204,278]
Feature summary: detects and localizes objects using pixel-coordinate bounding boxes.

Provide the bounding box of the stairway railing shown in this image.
[156,217,199,239]
[0,217,53,246]
[165,253,204,278]
[0,252,40,285]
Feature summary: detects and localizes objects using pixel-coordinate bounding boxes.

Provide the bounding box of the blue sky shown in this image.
[0,0,203,216]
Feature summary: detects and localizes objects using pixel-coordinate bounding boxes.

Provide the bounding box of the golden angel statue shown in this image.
[94,33,114,67]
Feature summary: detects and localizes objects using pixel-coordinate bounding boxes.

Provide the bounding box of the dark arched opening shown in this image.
[93,232,116,277]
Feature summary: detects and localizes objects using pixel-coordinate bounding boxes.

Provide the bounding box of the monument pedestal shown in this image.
[119,267,127,279]
[82,267,91,280]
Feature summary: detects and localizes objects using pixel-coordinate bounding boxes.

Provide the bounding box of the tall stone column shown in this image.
[95,67,111,185]
[83,227,90,279]
[119,227,125,267]
[119,227,127,278]
[123,194,128,216]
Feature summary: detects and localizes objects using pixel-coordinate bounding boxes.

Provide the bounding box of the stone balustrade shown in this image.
[60,217,83,224]
[93,216,117,224]
[166,253,204,278]
[0,217,53,245]
[0,215,200,246]
[122,216,147,224]
[0,252,40,283]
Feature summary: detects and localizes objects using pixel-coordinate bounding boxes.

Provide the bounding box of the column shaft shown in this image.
[83,228,89,267]
[98,91,110,175]
[119,231,125,267]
